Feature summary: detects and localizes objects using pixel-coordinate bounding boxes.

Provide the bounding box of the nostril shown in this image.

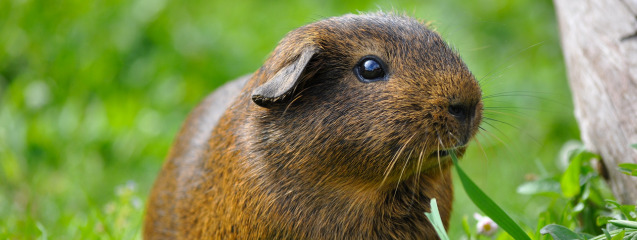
[448,103,469,122]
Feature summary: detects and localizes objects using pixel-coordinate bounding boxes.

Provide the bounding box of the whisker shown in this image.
[481,120,511,141]
[436,135,446,179]
[471,136,491,180]
[447,132,460,146]
[416,144,426,180]
[477,65,514,87]
[482,110,527,118]
[478,123,511,151]
[411,137,433,207]
[482,110,537,125]
[473,134,489,161]
[393,149,414,200]
[482,91,568,109]
[482,91,548,99]
[381,148,403,188]
[483,117,521,131]
[483,106,537,113]
[478,41,544,86]
[483,117,540,145]
[414,144,426,198]
[380,133,416,189]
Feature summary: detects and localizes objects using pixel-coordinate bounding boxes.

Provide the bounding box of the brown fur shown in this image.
[144,13,483,239]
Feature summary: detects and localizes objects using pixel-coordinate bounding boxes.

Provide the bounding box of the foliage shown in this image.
[524,143,637,240]
[446,142,637,240]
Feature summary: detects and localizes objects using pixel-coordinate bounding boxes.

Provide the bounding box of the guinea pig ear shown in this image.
[251,46,319,107]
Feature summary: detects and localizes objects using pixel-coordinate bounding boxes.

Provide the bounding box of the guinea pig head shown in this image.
[248,14,483,187]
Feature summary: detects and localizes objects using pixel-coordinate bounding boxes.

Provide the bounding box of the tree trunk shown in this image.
[553,0,637,204]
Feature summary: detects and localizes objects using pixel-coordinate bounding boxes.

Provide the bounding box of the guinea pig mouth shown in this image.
[429,146,464,159]
[436,150,450,157]
[429,150,450,158]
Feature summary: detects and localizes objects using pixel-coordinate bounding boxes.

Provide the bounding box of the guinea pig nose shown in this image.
[448,102,473,123]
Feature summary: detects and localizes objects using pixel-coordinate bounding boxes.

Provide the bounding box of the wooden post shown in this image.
[553,0,637,204]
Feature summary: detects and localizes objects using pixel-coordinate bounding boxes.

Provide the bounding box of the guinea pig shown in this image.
[144,12,483,239]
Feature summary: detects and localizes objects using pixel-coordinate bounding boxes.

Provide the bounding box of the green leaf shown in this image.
[603,228,612,240]
[579,232,596,239]
[631,143,637,150]
[618,163,637,171]
[589,227,637,240]
[597,216,614,226]
[424,198,450,240]
[609,220,637,229]
[561,152,583,197]
[450,151,531,240]
[495,232,515,240]
[606,199,623,209]
[559,149,600,198]
[610,229,624,240]
[517,177,562,197]
[572,201,585,213]
[621,206,637,221]
[539,224,583,240]
[605,200,637,221]
[462,215,472,237]
[619,163,637,176]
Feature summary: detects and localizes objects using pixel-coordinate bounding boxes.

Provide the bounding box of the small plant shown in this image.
[474,213,499,236]
[522,142,637,240]
[457,213,501,240]
[432,142,637,240]
[79,181,144,239]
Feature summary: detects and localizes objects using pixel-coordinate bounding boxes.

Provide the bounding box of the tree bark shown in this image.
[553,0,637,204]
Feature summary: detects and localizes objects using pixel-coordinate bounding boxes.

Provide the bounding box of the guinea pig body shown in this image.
[144,13,483,239]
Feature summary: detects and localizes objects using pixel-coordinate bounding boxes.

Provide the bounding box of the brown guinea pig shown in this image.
[144,12,483,239]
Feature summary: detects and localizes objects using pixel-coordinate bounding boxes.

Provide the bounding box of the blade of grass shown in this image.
[450,151,531,240]
[424,198,450,240]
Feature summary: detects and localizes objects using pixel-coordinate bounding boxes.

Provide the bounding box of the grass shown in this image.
[0,0,578,238]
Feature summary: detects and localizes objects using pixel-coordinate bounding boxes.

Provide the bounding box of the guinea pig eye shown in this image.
[354,56,388,83]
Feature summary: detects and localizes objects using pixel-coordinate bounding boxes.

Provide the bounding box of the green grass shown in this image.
[0,0,577,238]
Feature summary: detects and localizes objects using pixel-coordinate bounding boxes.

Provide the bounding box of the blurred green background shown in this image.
[0,0,578,238]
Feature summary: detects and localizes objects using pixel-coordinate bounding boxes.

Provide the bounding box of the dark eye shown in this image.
[354,56,388,83]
